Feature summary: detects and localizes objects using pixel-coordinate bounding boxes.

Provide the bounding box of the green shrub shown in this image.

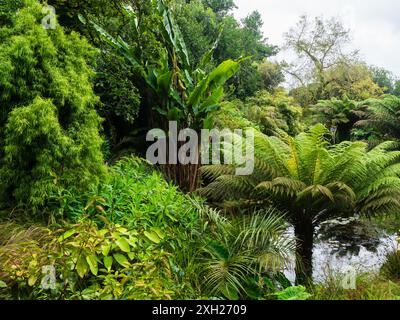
[0,157,298,300]
[26,156,206,299]
[0,219,199,300]
[0,0,105,213]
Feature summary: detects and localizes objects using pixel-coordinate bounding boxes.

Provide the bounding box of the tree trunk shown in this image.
[294,220,314,286]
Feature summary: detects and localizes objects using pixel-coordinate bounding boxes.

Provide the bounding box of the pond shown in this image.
[284,217,399,283]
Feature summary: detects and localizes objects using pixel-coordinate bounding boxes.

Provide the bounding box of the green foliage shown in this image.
[381,249,400,281]
[322,63,384,101]
[311,97,361,142]
[0,158,297,300]
[312,273,400,300]
[174,0,277,99]
[242,90,304,136]
[275,285,311,300]
[290,63,384,107]
[89,0,241,131]
[199,124,400,283]
[393,81,400,97]
[0,219,198,299]
[173,0,218,66]
[201,0,237,15]
[0,222,54,299]
[0,0,105,212]
[86,0,244,191]
[201,124,400,222]
[213,101,260,131]
[257,60,285,92]
[56,157,202,239]
[48,0,162,146]
[0,157,205,299]
[214,90,303,137]
[196,208,294,299]
[354,95,400,143]
[370,66,396,94]
[0,0,24,24]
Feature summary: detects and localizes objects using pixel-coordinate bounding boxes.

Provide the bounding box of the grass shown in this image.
[311,273,400,300]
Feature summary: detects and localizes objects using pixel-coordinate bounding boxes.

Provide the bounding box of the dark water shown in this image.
[284,217,399,283]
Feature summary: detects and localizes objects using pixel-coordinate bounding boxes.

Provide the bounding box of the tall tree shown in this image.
[322,62,383,100]
[174,0,277,99]
[284,15,358,103]
[369,66,396,94]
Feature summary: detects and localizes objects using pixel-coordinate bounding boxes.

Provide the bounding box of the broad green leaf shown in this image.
[101,244,111,257]
[208,241,229,261]
[86,255,98,276]
[203,116,214,130]
[144,231,161,244]
[116,238,131,253]
[103,256,113,272]
[151,227,165,240]
[157,71,173,95]
[167,107,183,121]
[0,280,7,288]
[188,59,239,108]
[207,59,240,89]
[58,229,77,242]
[76,256,89,278]
[198,86,224,112]
[28,275,37,287]
[127,252,135,260]
[221,285,239,300]
[113,254,130,268]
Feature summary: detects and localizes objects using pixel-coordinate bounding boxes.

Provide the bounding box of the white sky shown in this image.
[234,0,400,77]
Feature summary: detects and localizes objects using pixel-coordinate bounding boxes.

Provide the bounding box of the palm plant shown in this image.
[354,95,400,143]
[198,124,400,284]
[195,206,294,299]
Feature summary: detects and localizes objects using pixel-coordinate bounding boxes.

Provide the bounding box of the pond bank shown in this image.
[284,217,399,283]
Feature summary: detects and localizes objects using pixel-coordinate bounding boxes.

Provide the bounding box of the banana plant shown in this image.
[82,0,242,131]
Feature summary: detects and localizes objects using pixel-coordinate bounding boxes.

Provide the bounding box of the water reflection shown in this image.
[284,217,398,283]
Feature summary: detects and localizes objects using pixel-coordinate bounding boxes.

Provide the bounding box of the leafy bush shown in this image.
[52,157,206,292]
[0,0,105,213]
[0,219,199,300]
[0,157,298,300]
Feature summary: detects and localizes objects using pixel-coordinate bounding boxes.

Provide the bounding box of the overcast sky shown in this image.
[233,0,400,77]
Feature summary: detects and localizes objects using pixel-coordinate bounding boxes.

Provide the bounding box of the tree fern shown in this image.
[199,124,400,284]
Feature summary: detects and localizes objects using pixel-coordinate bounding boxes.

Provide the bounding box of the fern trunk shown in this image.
[294,219,314,286]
